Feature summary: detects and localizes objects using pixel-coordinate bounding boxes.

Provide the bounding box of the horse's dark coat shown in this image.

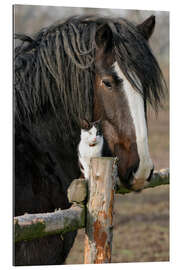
[14,15,166,265]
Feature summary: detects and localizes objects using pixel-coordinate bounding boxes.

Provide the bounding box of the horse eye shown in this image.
[102,80,112,89]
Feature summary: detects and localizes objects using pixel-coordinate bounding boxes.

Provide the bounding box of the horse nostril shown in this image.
[127,164,139,183]
[147,167,154,182]
[131,163,139,177]
[117,161,140,190]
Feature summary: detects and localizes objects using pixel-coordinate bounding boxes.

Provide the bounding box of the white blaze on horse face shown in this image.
[114,62,153,186]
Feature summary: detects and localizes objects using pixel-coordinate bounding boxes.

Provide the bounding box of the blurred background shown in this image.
[14,5,169,263]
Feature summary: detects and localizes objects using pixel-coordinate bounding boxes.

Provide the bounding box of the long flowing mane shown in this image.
[14,16,166,139]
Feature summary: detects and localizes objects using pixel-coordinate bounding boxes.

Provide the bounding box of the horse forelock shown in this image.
[14,16,166,139]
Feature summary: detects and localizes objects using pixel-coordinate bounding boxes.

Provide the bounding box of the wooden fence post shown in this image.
[14,167,169,250]
[84,157,117,264]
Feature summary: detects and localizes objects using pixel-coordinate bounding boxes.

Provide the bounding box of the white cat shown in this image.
[78,119,103,180]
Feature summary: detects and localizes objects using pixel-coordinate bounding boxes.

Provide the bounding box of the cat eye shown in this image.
[102,79,112,89]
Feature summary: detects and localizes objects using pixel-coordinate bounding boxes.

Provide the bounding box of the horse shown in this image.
[14,15,166,265]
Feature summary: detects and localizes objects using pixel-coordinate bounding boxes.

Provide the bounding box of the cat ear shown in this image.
[80,119,91,130]
[94,118,102,125]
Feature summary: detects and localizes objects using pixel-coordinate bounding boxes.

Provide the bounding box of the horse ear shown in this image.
[80,119,91,130]
[95,24,113,51]
[137,15,155,40]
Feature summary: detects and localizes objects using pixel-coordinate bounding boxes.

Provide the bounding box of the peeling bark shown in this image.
[84,157,117,264]
[14,167,169,244]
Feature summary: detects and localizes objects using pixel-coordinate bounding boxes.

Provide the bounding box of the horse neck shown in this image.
[16,112,81,182]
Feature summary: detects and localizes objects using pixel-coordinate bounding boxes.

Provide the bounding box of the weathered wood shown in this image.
[14,205,85,242]
[14,168,169,244]
[67,178,88,203]
[115,168,169,194]
[84,157,117,264]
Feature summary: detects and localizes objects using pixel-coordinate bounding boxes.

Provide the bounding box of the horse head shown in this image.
[93,16,159,190]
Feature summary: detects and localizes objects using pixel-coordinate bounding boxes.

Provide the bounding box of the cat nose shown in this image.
[92,138,96,142]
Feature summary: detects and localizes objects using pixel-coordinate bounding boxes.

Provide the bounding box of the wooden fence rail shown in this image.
[116,168,169,194]
[14,158,169,263]
[14,205,85,243]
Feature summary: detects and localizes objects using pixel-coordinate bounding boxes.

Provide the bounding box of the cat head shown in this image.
[80,119,103,146]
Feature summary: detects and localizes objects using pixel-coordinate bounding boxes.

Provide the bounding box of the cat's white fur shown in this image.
[78,126,103,179]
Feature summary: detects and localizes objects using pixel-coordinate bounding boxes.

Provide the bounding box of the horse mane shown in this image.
[14,16,166,138]
[14,16,97,137]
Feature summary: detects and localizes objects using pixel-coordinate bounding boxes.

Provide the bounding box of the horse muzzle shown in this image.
[117,160,154,191]
[131,166,154,191]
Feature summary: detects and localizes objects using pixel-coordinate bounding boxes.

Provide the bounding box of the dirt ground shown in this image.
[66,94,169,264]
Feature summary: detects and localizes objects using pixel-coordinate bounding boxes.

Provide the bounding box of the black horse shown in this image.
[14,15,166,265]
